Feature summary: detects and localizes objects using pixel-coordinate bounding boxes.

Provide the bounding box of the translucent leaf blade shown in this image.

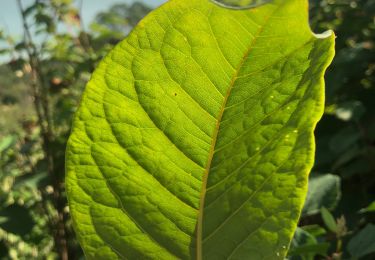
[66,0,335,259]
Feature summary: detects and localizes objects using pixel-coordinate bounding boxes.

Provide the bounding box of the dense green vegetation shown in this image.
[0,0,374,259]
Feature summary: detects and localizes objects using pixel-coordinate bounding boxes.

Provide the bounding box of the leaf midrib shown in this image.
[195,4,281,259]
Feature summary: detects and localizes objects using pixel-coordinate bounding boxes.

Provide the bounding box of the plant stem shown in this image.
[16,1,69,259]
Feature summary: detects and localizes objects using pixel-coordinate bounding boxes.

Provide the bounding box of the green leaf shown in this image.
[348,224,375,259]
[13,170,48,189]
[0,48,9,54]
[321,207,337,233]
[0,135,16,153]
[302,173,341,216]
[0,204,35,237]
[359,201,375,213]
[66,0,335,258]
[288,227,329,260]
[22,2,46,17]
[329,125,360,155]
[301,225,326,237]
[14,41,27,51]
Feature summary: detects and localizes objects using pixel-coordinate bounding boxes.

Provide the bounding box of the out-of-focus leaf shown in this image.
[0,135,16,153]
[302,174,341,216]
[7,58,26,71]
[289,244,330,259]
[339,157,372,179]
[0,204,35,237]
[288,227,329,260]
[13,171,48,189]
[0,48,9,54]
[359,201,375,213]
[35,12,55,33]
[348,224,375,259]
[301,225,327,237]
[15,42,27,51]
[314,133,336,167]
[332,145,361,171]
[22,2,46,17]
[321,207,337,233]
[0,242,7,258]
[329,126,360,154]
[0,216,8,224]
[335,101,365,122]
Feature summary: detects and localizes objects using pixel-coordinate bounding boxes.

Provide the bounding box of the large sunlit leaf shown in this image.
[66,0,335,258]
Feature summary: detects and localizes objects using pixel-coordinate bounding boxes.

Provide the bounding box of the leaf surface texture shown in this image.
[66,0,335,259]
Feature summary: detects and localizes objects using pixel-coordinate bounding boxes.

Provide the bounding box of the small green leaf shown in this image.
[0,135,16,153]
[288,227,329,259]
[66,0,335,258]
[321,207,337,233]
[359,201,375,213]
[302,173,341,216]
[302,225,327,237]
[348,224,375,259]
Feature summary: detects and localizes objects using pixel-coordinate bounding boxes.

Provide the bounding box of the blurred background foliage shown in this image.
[0,0,373,259]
